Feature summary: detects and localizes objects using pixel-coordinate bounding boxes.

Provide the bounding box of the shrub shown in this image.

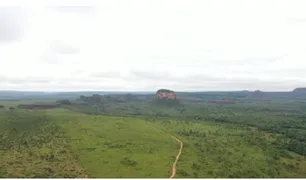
[120,157,138,166]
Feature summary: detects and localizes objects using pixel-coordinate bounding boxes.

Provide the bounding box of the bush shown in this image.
[177,169,190,177]
[191,163,201,170]
[120,157,138,166]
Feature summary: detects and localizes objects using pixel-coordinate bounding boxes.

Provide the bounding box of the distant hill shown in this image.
[1,87,306,101]
[293,88,306,93]
[176,88,306,101]
[156,89,177,99]
[154,89,180,106]
[0,91,154,100]
[248,90,264,98]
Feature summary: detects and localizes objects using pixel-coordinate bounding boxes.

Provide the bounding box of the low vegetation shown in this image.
[0,109,86,178]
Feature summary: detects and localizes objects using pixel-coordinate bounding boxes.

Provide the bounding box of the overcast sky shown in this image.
[0,0,306,92]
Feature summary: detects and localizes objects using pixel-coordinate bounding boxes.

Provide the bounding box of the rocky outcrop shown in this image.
[156,89,177,100]
[154,89,180,106]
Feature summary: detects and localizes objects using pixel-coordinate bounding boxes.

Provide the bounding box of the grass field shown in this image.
[1,107,306,178]
[0,108,177,178]
[45,109,176,178]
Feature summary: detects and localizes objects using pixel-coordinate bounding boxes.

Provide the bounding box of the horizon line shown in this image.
[0,89,302,93]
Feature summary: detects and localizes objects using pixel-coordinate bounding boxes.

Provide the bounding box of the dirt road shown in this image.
[145,123,183,179]
[169,135,183,179]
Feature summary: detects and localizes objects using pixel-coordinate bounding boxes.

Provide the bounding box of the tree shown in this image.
[56,99,72,105]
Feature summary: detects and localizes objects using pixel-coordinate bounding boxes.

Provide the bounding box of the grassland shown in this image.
[1,105,306,178]
[45,109,176,178]
[0,108,177,178]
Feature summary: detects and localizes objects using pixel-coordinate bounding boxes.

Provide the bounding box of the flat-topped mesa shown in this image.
[156,89,177,100]
[293,87,306,93]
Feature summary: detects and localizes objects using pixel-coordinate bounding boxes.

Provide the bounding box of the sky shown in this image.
[0,0,306,92]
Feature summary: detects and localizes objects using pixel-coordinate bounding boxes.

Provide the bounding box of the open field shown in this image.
[1,105,306,178]
[0,108,176,178]
[45,109,176,178]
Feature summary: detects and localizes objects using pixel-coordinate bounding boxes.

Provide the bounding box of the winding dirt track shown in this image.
[84,123,182,179]
[146,123,183,179]
[169,135,183,179]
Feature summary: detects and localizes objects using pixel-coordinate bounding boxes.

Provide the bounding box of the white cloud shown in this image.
[0,0,306,91]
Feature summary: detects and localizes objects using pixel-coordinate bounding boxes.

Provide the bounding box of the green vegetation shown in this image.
[44,109,175,178]
[69,93,306,157]
[149,120,306,178]
[56,99,72,105]
[156,89,175,93]
[0,89,306,178]
[153,99,181,107]
[0,109,86,178]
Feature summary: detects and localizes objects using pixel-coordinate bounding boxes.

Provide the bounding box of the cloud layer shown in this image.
[0,7,27,42]
[0,1,306,91]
